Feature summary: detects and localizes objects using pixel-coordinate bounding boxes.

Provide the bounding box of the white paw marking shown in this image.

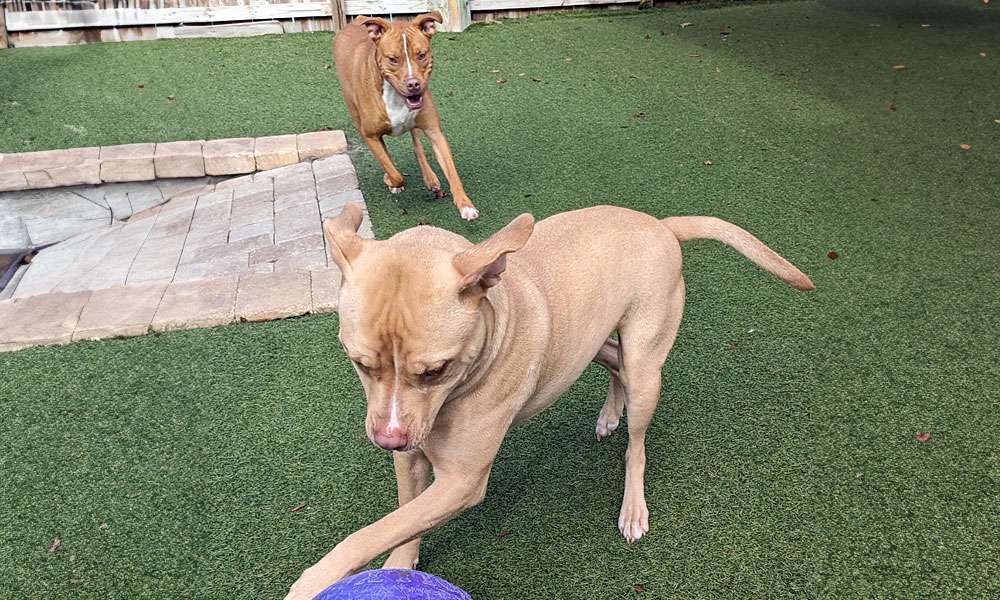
[460,206,479,220]
[389,186,404,194]
[596,417,620,441]
[618,501,649,543]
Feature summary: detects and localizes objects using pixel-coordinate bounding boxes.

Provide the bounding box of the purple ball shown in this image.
[313,569,472,600]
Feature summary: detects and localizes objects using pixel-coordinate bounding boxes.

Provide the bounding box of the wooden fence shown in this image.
[0,0,651,47]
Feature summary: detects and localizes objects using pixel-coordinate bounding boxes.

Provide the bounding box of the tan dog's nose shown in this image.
[404,78,422,94]
[372,422,408,451]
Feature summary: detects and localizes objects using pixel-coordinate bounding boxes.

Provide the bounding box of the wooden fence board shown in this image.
[470,0,634,10]
[5,2,332,31]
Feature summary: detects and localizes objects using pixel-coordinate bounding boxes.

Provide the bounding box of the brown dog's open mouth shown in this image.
[404,94,424,110]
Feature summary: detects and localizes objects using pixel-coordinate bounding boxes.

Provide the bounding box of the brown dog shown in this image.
[333,12,479,221]
[285,204,814,599]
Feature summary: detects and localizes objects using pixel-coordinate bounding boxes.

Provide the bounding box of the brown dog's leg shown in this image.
[422,127,479,220]
[381,450,432,569]
[411,129,445,198]
[362,135,406,194]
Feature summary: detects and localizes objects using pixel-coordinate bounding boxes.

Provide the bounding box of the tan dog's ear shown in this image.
[453,213,534,295]
[411,11,443,38]
[357,16,391,42]
[323,203,366,277]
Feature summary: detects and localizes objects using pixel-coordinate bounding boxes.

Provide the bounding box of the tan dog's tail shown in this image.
[662,216,815,291]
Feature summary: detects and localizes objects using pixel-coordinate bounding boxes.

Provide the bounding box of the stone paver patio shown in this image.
[0,135,371,352]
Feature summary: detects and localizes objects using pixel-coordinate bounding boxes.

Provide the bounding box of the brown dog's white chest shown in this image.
[382,81,420,137]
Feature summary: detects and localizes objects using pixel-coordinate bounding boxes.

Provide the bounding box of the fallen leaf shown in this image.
[979,52,987,58]
[136,84,145,89]
[324,64,332,69]
[892,64,907,71]
[497,530,512,538]
[564,57,572,63]
[634,583,646,593]
[99,522,109,530]
[531,76,543,82]
[633,111,646,118]
[915,432,931,443]
[827,250,839,260]
[489,69,500,73]
[418,218,431,226]
[889,102,897,112]
[496,78,506,85]
[49,537,61,553]
[703,159,713,165]
[399,208,408,215]
[291,501,306,513]
[680,22,693,28]
[518,72,525,76]
[688,53,702,58]
[921,24,931,27]
[167,95,176,101]
[994,119,1000,124]
[959,143,971,150]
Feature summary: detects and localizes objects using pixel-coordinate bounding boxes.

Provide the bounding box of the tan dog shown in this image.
[333,12,479,221]
[286,204,814,599]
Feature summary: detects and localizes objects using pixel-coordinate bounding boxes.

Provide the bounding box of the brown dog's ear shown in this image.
[323,203,366,277]
[356,16,391,42]
[453,213,534,296]
[411,11,443,38]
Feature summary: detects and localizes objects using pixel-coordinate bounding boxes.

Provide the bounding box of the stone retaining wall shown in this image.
[0,130,347,192]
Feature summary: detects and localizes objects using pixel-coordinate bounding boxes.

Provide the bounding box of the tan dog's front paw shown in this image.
[459,206,479,221]
[618,496,649,543]
[285,558,351,600]
[382,547,420,570]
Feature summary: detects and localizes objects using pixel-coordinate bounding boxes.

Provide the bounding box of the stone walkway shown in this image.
[0,152,371,352]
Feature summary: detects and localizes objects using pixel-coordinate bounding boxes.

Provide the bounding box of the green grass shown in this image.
[2,0,999,597]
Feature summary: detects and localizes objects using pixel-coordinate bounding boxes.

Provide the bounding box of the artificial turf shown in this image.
[1,0,998,597]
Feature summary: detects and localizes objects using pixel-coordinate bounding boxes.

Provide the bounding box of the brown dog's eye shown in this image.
[417,52,427,61]
[419,361,451,383]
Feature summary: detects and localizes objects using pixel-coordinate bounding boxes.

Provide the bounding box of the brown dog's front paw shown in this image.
[384,173,405,194]
[459,206,480,221]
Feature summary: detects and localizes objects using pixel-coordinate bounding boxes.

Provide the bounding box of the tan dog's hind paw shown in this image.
[460,206,480,221]
[618,495,649,543]
[596,415,620,441]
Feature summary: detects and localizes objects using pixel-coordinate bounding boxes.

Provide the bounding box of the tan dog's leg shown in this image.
[617,284,684,543]
[411,129,445,198]
[362,135,406,194]
[422,127,479,220]
[594,338,626,441]
[285,473,488,600]
[381,450,432,569]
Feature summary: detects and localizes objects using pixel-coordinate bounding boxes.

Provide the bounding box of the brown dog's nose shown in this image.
[373,423,408,450]
[404,78,422,94]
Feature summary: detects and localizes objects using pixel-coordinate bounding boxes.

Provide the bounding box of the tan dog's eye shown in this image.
[387,56,399,65]
[417,52,427,61]
[419,360,451,383]
[352,359,373,375]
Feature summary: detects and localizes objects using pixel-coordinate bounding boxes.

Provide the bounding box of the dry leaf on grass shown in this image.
[496,78,506,85]
[915,432,931,443]
[960,143,971,150]
[291,501,306,513]
[827,250,840,260]
[680,22,693,28]
[49,537,61,553]
[993,119,1000,124]
[497,530,512,538]
[634,583,647,593]
[979,52,987,58]
[703,159,713,165]
[892,64,907,71]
